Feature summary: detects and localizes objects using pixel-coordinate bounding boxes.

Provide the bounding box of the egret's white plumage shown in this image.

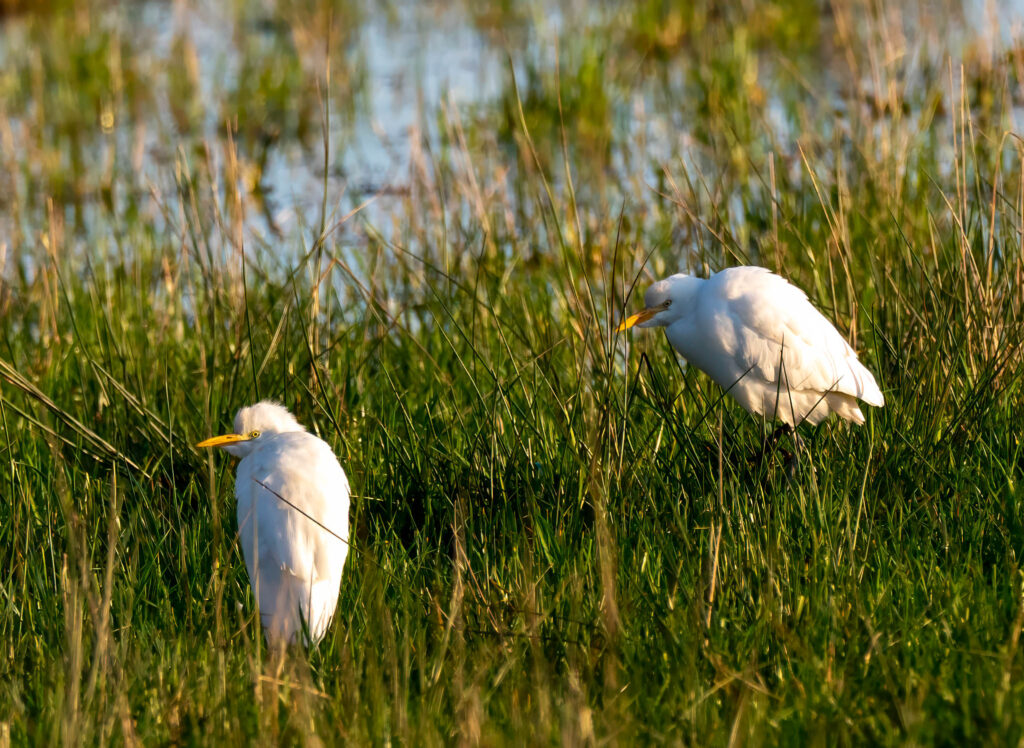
[197,401,350,645]
[618,266,884,426]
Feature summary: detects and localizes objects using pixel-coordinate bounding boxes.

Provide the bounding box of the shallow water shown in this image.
[0,0,1020,274]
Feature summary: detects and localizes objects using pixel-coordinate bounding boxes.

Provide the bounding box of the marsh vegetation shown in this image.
[1,0,1023,742]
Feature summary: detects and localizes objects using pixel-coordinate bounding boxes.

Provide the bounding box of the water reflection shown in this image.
[0,0,1019,274]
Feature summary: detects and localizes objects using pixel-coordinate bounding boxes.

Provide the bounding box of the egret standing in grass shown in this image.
[618,266,884,427]
[197,401,350,646]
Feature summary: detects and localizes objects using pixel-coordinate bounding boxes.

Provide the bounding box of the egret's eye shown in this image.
[663,299,673,308]
[249,430,261,439]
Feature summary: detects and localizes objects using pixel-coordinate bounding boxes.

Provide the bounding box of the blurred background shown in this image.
[1,0,1016,274]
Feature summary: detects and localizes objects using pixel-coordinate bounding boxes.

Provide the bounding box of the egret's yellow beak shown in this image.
[616,307,659,333]
[196,433,250,448]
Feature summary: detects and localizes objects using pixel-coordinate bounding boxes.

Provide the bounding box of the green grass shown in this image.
[2,0,1024,743]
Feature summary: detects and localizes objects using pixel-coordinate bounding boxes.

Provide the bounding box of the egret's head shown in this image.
[196,400,306,458]
[616,274,694,332]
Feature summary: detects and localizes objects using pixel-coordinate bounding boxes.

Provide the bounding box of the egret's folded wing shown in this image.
[712,267,883,403]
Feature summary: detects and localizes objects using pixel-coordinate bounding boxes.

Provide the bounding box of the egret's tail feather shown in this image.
[826,393,867,425]
[844,358,884,407]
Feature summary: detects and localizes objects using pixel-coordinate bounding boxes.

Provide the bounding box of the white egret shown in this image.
[618,266,884,427]
[197,401,350,646]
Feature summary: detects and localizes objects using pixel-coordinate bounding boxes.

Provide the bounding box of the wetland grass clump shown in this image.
[1,0,1023,743]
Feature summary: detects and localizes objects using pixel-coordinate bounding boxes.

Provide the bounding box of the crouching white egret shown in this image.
[618,266,884,427]
[197,401,350,646]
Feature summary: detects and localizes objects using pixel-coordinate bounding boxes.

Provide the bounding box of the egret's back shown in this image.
[666,267,884,426]
[235,431,350,645]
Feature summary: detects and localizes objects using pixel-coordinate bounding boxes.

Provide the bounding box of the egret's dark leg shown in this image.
[751,423,813,484]
[780,431,801,479]
[780,427,818,481]
[753,423,794,464]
